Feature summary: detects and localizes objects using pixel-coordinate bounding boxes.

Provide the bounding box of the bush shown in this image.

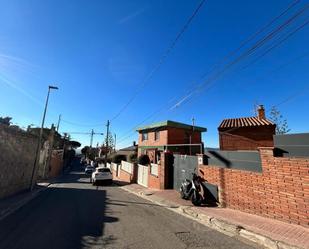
[112,154,127,164]
[95,157,105,164]
[128,153,137,163]
[138,154,150,166]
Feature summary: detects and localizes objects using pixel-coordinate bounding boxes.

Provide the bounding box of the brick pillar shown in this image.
[132,163,138,183]
[159,152,166,189]
[258,147,274,165]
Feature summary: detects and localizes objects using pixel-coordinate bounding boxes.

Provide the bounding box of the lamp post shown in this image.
[30,85,58,191]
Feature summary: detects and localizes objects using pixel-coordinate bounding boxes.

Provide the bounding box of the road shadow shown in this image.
[0,167,119,249]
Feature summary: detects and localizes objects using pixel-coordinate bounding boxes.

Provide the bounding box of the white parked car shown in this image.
[91,167,113,185]
[85,165,95,175]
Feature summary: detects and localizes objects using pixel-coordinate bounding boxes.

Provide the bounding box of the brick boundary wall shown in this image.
[148,164,161,189]
[198,147,309,227]
[112,164,136,184]
[0,125,38,199]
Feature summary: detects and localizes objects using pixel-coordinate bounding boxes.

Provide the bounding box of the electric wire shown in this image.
[109,0,207,122]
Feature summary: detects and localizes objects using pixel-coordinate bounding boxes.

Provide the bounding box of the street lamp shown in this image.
[30,85,59,190]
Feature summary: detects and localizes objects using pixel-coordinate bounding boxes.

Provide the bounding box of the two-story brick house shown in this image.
[137,120,207,162]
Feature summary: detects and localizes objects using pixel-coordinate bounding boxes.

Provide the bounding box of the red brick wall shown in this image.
[148,152,165,189]
[147,152,171,190]
[198,148,309,227]
[112,164,135,184]
[148,174,160,189]
[219,126,275,150]
[167,127,201,144]
[138,128,202,147]
[138,129,168,147]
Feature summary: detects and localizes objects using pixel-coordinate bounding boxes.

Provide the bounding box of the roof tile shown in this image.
[218,117,274,129]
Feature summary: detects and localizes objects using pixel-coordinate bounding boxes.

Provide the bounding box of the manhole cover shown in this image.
[175,231,211,248]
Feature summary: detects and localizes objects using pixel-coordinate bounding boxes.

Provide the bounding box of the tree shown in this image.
[104,132,115,153]
[0,116,12,126]
[69,141,81,149]
[269,106,291,135]
[81,146,90,156]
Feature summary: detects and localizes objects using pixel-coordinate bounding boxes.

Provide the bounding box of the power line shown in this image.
[242,17,309,69]
[117,1,307,146]
[170,3,309,110]
[62,131,104,135]
[61,119,104,127]
[110,0,207,122]
[196,0,301,80]
[115,95,180,142]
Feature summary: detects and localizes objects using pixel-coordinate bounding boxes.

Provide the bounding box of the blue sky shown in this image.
[0,0,308,148]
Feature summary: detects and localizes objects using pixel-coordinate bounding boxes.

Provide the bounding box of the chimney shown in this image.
[133,141,136,147]
[257,105,265,119]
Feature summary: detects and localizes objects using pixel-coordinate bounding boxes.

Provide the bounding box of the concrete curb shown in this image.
[120,186,304,249]
[0,183,52,221]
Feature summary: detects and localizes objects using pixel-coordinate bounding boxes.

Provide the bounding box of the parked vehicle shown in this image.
[180,170,205,206]
[84,165,95,175]
[91,167,113,185]
[80,157,86,165]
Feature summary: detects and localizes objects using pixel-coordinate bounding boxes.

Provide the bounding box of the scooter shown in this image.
[180,170,205,206]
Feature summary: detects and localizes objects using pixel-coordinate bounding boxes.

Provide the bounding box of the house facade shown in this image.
[116,141,138,159]
[137,120,207,162]
[218,105,276,150]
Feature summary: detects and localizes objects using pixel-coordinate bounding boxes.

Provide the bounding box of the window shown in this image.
[155,131,160,140]
[142,132,148,141]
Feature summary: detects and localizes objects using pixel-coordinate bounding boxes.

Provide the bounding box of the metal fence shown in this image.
[173,155,198,190]
[274,133,309,158]
[204,150,262,172]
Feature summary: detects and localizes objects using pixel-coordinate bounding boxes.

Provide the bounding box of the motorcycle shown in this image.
[179,170,205,206]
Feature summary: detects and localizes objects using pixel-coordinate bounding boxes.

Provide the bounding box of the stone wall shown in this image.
[0,125,38,199]
[49,150,64,178]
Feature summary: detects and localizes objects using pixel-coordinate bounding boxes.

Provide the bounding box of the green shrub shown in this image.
[138,154,150,165]
[112,154,127,164]
[128,153,137,163]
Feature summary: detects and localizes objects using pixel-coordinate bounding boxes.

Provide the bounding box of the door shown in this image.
[173,155,197,190]
[137,164,148,187]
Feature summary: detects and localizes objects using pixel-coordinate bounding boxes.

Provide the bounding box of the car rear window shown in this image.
[98,168,111,173]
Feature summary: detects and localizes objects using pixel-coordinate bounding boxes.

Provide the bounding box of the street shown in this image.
[0,162,260,249]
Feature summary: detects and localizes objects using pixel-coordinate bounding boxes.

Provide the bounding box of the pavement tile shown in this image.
[123,184,309,249]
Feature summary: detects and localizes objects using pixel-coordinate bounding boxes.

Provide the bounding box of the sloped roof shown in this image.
[119,145,137,151]
[136,120,207,132]
[218,117,275,130]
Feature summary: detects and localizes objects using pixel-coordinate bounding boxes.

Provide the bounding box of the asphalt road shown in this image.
[0,163,261,249]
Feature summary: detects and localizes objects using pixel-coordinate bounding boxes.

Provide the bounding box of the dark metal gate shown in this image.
[173,154,197,190]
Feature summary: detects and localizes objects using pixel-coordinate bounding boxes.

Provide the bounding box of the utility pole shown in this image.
[190,117,195,156]
[105,120,110,164]
[56,114,61,132]
[114,133,116,152]
[90,129,94,147]
[30,85,58,191]
[62,132,68,173]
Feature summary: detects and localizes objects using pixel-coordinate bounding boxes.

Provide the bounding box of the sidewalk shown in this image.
[121,184,309,249]
[0,181,52,221]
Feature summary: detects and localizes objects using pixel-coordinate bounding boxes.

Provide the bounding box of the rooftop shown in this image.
[218,117,275,130]
[136,120,207,132]
[118,145,137,151]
